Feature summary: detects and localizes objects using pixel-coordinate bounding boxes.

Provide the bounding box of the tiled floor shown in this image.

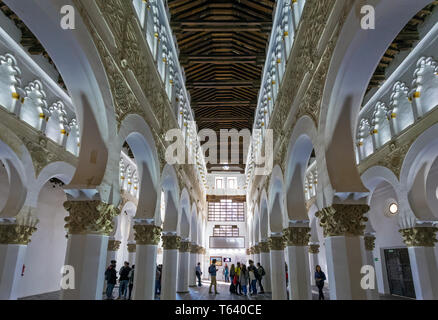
[18,281,409,301]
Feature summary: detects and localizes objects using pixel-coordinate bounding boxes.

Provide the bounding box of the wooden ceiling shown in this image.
[168,0,275,172]
[366,1,438,94]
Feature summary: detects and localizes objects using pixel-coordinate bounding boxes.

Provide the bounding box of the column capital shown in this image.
[315,204,369,237]
[190,244,198,254]
[364,235,376,251]
[179,241,191,252]
[246,248,251,255]
[127,243,136,253]
[0,224,37,245]
[283,226,311,246]
[259,241,271,253]
[269,236,286,250]
[108,239,121,251]
[308,244,320,254]
[133,224,162,245]
[162,234,181,250]
[399,227,438,247]
[253,244,260,254]
[63,200,120,235]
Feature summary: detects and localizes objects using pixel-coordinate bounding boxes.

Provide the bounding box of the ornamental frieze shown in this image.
[133,224,162,245]
[162,234,181,250]
[283,227,311,246]
[315,204,369,237]
[63,200,120,235]
[0,224,37,245]
[400,227,438,247]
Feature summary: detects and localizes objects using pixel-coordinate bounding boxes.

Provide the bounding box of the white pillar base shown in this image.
[408,246,438,300]
[270,250,287,300]
[128,252,136,266]
[325,235,367,300]
[260,251,271,293]
[189,252,197,287]
[309,253,319,286]
[177,251,189,293]
[133,244,157,300]
[61,234,108,300]
[161,249,178,300]
[286,245,311,300]
[0,244,26,300]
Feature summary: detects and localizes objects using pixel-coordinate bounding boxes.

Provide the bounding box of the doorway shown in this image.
[384,248,416,298]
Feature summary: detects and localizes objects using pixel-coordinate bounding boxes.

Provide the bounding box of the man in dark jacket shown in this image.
[256,262,265,293]
[105,260,117,300]
[118,262,131,300]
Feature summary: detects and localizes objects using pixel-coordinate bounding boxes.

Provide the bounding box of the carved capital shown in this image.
[190,244,198,254]
[63,200,120,235]
[162,235,181,250]
[364,235,376,251]
[253,244,260,254]
[108,239,121,251]
[179,241,191,252]
[133,224,162,245]
[399,227,438,247]
[283,227,311,246]
[0,224,37,245]
[127,243,136,253]
[259,241,270,253]
[308,244,320,254]
[315,204,369,237]
[269,236,286,250]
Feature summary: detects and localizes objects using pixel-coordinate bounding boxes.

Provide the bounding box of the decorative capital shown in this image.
[162,234,181,250]
[246,248,250,255]
[364,235,376,251]
[179,241,191,252]
[190,244,199,254]
[308,244,320,254]
[259,241,270,253]
[315,204,369,237]
[399,227,438,247]
[133,224,162,245]
[63,200,120,235]
[108,239,121,251]
[269,236,286,250]
[0,224,37,245]
[283,227,311,246]
[127,243,136,253]
[253,244,260,254]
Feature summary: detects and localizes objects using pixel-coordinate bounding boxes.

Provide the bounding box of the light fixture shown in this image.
[389,203,398,215]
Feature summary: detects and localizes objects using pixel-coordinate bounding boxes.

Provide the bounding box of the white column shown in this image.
[160,234,180,300]
[400,226,438,300]
[177,241,190,293]
[269,236,287,300]
[259,241,271,293]
[317,204,369,300]
[132,224,161,300]
[188,243,197,287]
[61,200,119,300]
[0,244,27,300]
[364,235,379,300]
[308,244,320,286]
[284,226,312,300]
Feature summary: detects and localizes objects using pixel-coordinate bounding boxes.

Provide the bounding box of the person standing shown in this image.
[208,259,219,294]
[239,264,249,296]
[315,265,326,300]
[256,262,265,293]
[195,262,202,287]
[229,264,236,294]
[118,261,131,300]
[223,264,229,283]
[104,260,117,300]
[235,262,242,295]
[155,265,162,295]
[128,265,135,300]
[248,260,258,295]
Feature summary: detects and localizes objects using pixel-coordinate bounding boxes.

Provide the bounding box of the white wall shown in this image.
[18,182,68,298]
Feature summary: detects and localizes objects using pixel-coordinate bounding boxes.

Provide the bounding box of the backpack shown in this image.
[209,265,215,274]
[260,267,266,276]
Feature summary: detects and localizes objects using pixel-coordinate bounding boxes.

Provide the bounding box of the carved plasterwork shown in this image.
[283,227,311,246]
[399,227,438,247]
[259,241,270,253]
[179,241,191,253]
[364,235,376,251]
[308,244,320,254]
[127,243,136,253]
[108,239,121,251]
[63,200,120,235]
[133,224,162,245]
[269,236,286,251]
[0,224,37,245]
[162,234,181,250]
[315,204,369,237]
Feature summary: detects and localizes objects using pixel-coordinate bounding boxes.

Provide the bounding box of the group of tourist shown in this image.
[104,261,135,300]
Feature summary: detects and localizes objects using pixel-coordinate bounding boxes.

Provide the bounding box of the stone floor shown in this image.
[18,281,409,301]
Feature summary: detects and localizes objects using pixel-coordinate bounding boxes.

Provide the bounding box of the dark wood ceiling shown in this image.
[168,0,274,172]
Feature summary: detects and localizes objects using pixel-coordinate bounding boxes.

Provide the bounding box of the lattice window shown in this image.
[208,199,245,222]
[213,225,239,237]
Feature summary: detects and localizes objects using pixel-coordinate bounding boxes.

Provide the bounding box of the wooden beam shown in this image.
[186,80,260,89]
[180,55,265,65]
